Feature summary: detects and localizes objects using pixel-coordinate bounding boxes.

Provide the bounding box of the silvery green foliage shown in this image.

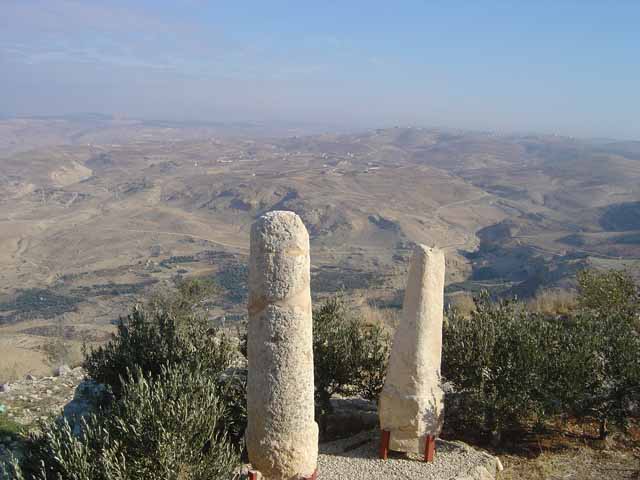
[443,273,640,441]
[313,296,390,417]
[1,453,26,480]
[83,302,239,400]
[81,290,247,444]
[442,294,565,436]
[15,366,241,480]
[577,269,639,319]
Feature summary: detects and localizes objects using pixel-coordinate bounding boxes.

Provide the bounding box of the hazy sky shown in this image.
[1,1,638,138]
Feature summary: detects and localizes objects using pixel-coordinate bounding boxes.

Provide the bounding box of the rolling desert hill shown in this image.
[1,117,640,377]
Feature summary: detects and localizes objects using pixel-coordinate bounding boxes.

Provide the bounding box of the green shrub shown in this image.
[13,366,240,480]
[561,269,640,437]
[559,310,640,438]
[577,269,639,328]
[443,270,640,441]
[83,281,247,445]
[84,283,237,399]
[217,370,248,445]
[313,296,390,416]
[442,293,565,438]
[352,321,390,402]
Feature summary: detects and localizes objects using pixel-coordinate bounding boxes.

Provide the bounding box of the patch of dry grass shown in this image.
[527,288,578,316]
[0,360,22,383]
[500,447,640,480]
[447,292,476,317]
[484,419,640,479]
[41,338,85,369]
[0,330,86,382]
[446,416,640,480]
[356,299,399,332]
[0,343,50,381]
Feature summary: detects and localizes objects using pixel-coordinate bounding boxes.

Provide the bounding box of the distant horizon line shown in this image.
[0,111,637,144]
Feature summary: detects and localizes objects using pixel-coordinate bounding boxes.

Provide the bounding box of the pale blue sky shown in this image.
[1,1,638,138]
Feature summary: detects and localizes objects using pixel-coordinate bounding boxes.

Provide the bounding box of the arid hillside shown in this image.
[1,117,639,376]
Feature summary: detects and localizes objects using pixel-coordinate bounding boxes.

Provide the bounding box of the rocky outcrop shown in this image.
[0,367,108,465]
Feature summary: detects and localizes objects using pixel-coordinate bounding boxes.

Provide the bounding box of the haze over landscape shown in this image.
[1,3,640,479]
[2,1,639,138]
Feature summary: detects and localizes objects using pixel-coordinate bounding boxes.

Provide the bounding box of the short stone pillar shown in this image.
[378,244,446,454]
[246,211,318,480]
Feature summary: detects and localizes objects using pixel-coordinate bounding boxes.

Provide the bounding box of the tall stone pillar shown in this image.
[246,211,318,479]
[378,244,445,454]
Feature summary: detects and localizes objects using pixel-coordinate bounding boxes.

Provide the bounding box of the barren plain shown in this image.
[1,116,640,377]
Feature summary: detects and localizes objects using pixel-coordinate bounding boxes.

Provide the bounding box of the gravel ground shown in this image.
[317,430,499,480]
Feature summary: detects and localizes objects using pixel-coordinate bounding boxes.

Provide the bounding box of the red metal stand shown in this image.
[380,430,436,463]
[424,435,436,463]
[248,471,260,480]
[379,429,391,460]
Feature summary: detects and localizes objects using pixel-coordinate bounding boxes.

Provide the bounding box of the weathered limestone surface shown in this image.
[379,245,446,453]
[246,211,318,479]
